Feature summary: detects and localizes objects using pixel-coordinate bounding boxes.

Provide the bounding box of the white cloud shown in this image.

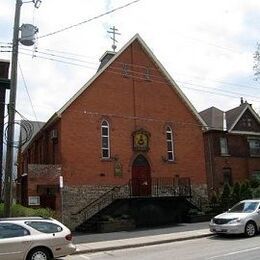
[1,0,260,123]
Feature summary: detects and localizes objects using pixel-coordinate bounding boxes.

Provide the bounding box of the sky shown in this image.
[1,0,260,124]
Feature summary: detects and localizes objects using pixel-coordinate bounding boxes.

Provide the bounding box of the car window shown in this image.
[0,223,30,239]
[25,221,63,233]
[229,202,258,213]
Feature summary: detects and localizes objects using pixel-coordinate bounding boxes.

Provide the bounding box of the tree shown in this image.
[253,42,260,81]
[231,182,241,205]
[220,183,231,211]
[240,181,252,200]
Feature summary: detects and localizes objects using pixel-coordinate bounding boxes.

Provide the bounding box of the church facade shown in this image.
[17,35,208,229]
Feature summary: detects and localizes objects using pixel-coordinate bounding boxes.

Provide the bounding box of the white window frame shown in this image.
[101,120,110,159]
[166,126,174,161]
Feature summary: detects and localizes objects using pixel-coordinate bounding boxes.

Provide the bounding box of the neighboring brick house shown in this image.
[199,99,260,194]
[17,34,208,229]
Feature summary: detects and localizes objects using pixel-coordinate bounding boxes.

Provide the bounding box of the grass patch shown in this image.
[0,203,55,218]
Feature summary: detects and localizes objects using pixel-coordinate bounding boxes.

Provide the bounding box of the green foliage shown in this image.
[0,204,55,218]
[249,178,260,189]
[231,182,241,205]
[253,187,260,199]
[240,181,253,200]
[220,183,231,211]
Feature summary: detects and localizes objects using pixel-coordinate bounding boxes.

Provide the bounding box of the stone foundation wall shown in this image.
[62,184,129,230]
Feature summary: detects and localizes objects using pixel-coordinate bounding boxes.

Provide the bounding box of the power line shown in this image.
[18,51,260,103]
[18,62,41,128]
[38,0,141,39]
[17,46,259,91]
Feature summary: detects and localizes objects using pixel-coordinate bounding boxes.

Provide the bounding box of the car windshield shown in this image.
[229,202,259,213]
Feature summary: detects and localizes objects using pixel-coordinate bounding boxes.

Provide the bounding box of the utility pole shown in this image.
[3,0,22,217]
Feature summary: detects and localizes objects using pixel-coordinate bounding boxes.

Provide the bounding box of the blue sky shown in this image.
[1,0,260,123]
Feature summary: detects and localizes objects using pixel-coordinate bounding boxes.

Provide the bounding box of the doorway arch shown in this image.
[131,154,151,196]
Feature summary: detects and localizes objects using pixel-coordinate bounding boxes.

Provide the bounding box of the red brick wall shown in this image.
[203,131,260,191]
[60,40,206,187]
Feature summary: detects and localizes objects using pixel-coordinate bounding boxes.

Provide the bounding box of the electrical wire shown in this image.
[17,46,260,91]
[18,51,260,103]
[4,106,34,148]
[18,62,41,129]
[38,0,141,39]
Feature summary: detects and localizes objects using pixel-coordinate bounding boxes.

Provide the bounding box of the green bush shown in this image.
[231,182,241,205]
[240,181,252,200]
[220,183,231,211]
[253,187,260,199]
[0,204,55,218]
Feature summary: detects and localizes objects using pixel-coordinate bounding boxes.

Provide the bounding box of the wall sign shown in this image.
[28,196,40,206]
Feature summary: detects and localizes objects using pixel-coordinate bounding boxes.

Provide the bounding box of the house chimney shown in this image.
[240,97,244,105]
[223,112,227,131]
[97,51,116,72]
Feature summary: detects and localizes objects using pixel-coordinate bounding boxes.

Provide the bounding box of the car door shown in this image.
[0,223,32,260]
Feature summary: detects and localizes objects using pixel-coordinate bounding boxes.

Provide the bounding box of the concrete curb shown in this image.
[73,232,214,255]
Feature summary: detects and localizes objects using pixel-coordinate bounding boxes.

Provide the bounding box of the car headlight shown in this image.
[228,218,242,224]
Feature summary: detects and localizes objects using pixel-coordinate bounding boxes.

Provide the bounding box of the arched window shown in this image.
[101,120,110,159]
[166,126,174,161]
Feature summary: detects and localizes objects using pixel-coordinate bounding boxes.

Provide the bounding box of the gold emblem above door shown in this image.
[133,129,150,152]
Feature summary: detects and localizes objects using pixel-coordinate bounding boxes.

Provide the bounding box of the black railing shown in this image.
[129,177,191,197]
[71,186,121,217]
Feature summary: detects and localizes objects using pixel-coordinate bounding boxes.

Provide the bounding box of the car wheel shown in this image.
[245,221,257,237]
[27,247,51,260]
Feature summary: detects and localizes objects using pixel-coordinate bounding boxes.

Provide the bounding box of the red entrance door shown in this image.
[132,155,151,196]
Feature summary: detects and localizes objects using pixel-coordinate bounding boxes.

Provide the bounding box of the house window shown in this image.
[220,137,229,156]
[101,120,110,159]
[166,126,174,161]
[248,139,260,156]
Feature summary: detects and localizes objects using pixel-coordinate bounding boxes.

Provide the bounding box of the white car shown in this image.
[0,217,76,260]
[209,199,260,237]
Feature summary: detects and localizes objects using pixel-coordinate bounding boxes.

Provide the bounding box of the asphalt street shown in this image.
[62,234,260,260]
[73,222,209,244]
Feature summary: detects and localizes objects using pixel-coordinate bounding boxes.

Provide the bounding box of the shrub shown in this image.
[240,181,252,200]
[0,203,55,218]
[220,183,231,211]
[231,182,241,205]
[253,187,260,199]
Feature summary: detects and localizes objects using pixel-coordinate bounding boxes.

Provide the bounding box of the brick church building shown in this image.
[17,34,208,229]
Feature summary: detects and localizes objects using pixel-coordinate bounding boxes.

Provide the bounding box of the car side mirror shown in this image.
[257,209,260,214]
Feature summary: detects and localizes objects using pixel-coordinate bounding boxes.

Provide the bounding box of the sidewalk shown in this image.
[72,222,213,255]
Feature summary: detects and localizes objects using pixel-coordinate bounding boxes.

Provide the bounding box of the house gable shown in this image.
[229,104,260,134]
[232,108,260,132]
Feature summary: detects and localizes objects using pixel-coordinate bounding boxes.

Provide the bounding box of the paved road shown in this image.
[73,222,209,244]
[63,234,260,260]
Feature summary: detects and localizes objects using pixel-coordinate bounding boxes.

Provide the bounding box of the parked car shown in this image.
[0,217,76,260]
[209,199,260,237]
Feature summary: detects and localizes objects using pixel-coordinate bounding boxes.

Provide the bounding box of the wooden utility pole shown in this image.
[4,0,22,217]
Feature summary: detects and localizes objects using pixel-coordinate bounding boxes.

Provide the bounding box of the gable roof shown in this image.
[56,34,207,127]
[199,102,260,133]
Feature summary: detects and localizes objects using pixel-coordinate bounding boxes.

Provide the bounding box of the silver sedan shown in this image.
[209,199,260,237]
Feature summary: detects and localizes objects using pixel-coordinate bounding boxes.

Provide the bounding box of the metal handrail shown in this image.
[71,186,121,216]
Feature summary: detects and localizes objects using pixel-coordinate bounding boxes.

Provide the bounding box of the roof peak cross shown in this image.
[107,26,121,52]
